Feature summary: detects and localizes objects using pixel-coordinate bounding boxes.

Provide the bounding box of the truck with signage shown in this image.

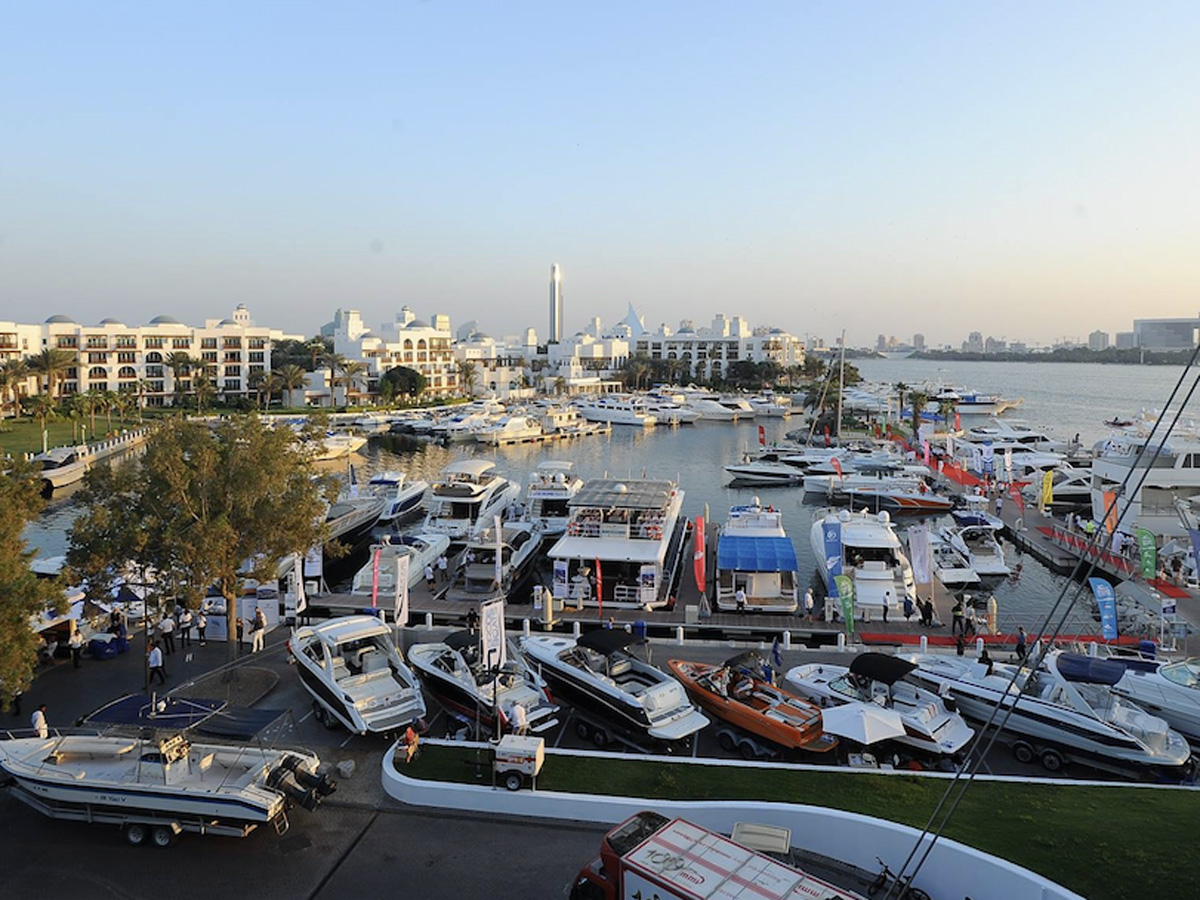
[568,811,866,900]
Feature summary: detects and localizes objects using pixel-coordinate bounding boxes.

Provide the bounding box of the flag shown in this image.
[758,424,766,447]
[1089,577,1118,641]
[771,636,783,668]
[393,554,410,626]
[822,521,843,590]
[834,574,855,635]
[369,544,383,608]
[907,524,932,584]
[946,433,955,457]
[479,597,507,671]
[693,516,706,594]
[921,439,930,466]
[1004,447,1013,479]
[494,515,504,589]
[1008,482,1025,514]
[1103,490,1119,535]
[1041,471,1054,509]
[1137,528,1157,579]
[955,411,961,430]
[831,457,843,482]
[595,558,603,617]
[1189,530,1200,579]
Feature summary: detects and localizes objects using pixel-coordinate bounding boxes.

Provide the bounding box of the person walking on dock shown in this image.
[424,564,436,589]
[951,598,965,636]
[148,643,166,685]
[1015,626,1028,661]
[250,608,266,653]
[995,494,1003,518]
[179,608,194,647]
[159,613,176,655]
[437,554,448,582]
[69,629,84,669]
[804,588,814,621]
[31,704,49,738]
[197,610,207,645]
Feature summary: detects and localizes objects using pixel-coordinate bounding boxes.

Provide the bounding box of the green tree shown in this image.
[381,365,426,401]
[457,360,478,397]
[166,352,195,408]
[342,361,368,405]
[0,464,64,707]
[306,336,331,371]
[191,370,216,413]
[909,390,929,440]
[274,364,308,407]
[0,358,31,418]
[23,394,56,438]
[68,417,335,666]
[28,348,75,401]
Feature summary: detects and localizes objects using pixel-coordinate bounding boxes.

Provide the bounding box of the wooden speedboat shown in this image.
[666,656,838,754]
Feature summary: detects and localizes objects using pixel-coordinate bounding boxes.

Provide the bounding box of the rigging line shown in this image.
[883,347,1200,899]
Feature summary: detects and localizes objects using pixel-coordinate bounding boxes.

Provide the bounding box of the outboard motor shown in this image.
[280,753,337,796]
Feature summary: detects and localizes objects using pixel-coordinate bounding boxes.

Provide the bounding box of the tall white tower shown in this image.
[549,264,563,343]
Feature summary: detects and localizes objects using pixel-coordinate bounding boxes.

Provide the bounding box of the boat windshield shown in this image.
[1159,660,1200,689]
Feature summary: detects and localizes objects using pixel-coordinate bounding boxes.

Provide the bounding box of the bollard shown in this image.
[573,621,581,638]
[676,626,685,646]
[837,633,846,652]
[522,619,531,638]
[1088,641,1098,658]
[920,635,928,653]
[424,613,433,629]
[758,640,766,651]
[976,637,985,654]
[782,631,791,651]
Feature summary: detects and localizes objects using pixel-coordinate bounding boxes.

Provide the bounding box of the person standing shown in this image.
[424,563,436,589]
[31,704,49,738]
[1014,625,1027,661]
[68,629,84,669]
[148,642,166,685]
[882,591,891,623]
[179,608,194,648]
[159,613,176,655]
[995,493,1003,518]
[251,608,266,654]
[735,586,747,612]
[465,606,480,634]
[951,598,965,636]
[803,587,814,621]
[436,553,448,582]
[196,610,208,646]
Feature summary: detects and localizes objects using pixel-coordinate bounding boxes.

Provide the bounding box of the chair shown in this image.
[329,655,350,681]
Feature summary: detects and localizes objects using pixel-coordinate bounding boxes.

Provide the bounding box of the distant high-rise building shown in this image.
[964,331,984,353]
[1088,330,1110,352]
[876,334,887,351]
[1133,314,1199,350]
[548,264,563,343]
[1115,331,1138,350]
[913,333,926,351]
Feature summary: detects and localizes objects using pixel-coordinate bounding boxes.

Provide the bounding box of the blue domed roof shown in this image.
[218,318,237,326]
[99,317,124,325]
[149,315,182,325]
[677,326,695,334]
[769,327,785,334]
[406,319,430,329]
[45,314,76,324]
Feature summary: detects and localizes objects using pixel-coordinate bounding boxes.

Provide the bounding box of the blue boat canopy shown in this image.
[717,535,799,572]
[1056,653,1126,686]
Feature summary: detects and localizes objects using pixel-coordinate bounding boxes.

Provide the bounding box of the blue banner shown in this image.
[1189,530,1200,581]
[822,521,842,589]
[1089,577,1118,642]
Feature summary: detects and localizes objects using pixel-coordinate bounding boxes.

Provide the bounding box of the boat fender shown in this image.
[650,526,662,540]
[1014,517,1023,532]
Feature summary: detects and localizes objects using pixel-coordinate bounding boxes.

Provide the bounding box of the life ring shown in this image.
[568,522,581,536]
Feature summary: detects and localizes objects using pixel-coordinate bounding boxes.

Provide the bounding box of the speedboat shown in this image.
[323,482,387,549]
[408,631,560,735]
[519,631,709,748]
[0,695,335,835]
[810,509,916,619]
[667,655,837,755]
[927,531,980,587]
[940,524,1010,577]
[364,471,428,522]
[32,445,90,490]
[966,419,1066,452]
[785,654,975,758]
[902,650,1194,778]
[950,494,1003,530]
[1021,465,1092,510]
[350,533,451,597]
[289,616,426,735]
[474,414,544,445]
[549,478,686,610]
[1106,656,1200,746]
[724,452,803,485]
[444,520,541,603]
[714,501,799,613]
[306,430,368,461]
[526,461,585,536]
[422,460,519,541]
[749,395,792,418]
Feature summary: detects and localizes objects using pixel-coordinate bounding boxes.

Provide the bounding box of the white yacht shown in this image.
[474,414,544,445]
[422,460,519,541]
[548,478,685,610]
[574,395,657,427]
[31,445,91,490]
[903,650,1193,779]
[950,493,1004,530]
[324,482,387,548]
[364,470,429,522]
[641,393,700,425]
[350,533,451,597]
[723,451,803,485]
[290,616,426,735]
[306,431,368,461]
[526,461,585,536]
[714,501,799,613]
[444,520,541,603]
[926,531,980,587]
[749,394,793,418]
[687,395,755,421]
[1107,655,1200,746]
[1021,465,1092,510]
[920,382,1023,417]
[940,524,1010,577]
[966,419,1067,453]
[810,509,916,619]
[785,654,975,758]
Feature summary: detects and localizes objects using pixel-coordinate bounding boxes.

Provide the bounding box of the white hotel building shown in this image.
[327,306,459,396]
[2,305,296,406]
[633,314,806,379]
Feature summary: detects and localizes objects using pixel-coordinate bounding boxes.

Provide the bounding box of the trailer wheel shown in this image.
[151,825,178,848]
[504,772,523,792]
[1040,748,1064,773]
[718,731,737,753]
[124,824,148,847]
[1011,741,1035,765]
[313,700,338,730]
[574,720,591,741]
[739,741,758,761]
[591,727,610,749]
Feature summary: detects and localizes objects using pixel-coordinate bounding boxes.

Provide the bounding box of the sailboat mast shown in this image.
[836,330,846,442]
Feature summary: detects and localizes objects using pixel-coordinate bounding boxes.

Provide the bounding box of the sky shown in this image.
[2,1,1199,348]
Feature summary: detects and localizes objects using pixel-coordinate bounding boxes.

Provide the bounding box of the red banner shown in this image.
[758,425,765,447]
[1009,482,1025,514]
[595,559,603,618]
[693,516,706,594]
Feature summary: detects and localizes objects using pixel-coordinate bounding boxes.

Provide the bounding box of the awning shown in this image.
[717,535,798,573]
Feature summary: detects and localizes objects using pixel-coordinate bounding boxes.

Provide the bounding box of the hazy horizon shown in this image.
[3,2,1197,346]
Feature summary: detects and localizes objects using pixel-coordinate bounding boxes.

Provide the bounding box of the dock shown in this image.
[478,423,612,446]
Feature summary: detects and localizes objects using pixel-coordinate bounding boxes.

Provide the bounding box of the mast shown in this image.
[836,330,846,442]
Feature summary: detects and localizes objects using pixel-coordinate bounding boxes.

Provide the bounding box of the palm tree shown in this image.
[908,390,929,441]
[305,336,328,371]
[114,388,136,425]
[0,357,31,418]
[274,364,308,408]
[28,348,75,400]
[554,376,567,397]
[342,361,368,405]
[322,352,348,406]
[191,371,215,414]
[457,360,478,397]
[23,393,56,441]
[84,388,104,434]
[893,382,909,427]
[132,379,148,422]
[166,352,195,408]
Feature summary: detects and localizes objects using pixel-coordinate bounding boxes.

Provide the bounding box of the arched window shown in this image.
[89,366,107,378]
[145,351,162,363]
[417,339,427,350]
[118,366,137,379]
[403,339,413,350]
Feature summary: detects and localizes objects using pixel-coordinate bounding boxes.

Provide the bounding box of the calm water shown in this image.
[27,359,1200,633]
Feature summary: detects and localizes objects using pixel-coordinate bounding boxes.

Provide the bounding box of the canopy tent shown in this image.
[819,704,906,745]
[716,535,799,573]
[849,653,917,686]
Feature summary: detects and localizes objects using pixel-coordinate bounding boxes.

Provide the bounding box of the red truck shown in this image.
[569,811,865,900]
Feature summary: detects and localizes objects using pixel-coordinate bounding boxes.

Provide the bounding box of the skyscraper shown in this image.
[549,264,563,343]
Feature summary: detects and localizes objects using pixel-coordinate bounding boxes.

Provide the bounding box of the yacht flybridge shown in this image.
[810,509,916,619]
[422,460,519,542]
[526,461,585,536]
[714,502,799,613]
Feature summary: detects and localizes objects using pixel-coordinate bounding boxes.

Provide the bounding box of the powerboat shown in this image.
[1106,656,1200,746]
[444,521,541,603]
[422,460,519,541]
[927,531,980,587]
[526,461,585,536]
[810,509,916,619]
[408,631,560,735]
[574,396,657,427]
[724,452,803,485]
[950,494,1003,530]
[940,524,1010,577]
[1089,419,1200,538]
[519,630,709,748]
[350,533,451,597]
[785,654,975,758]
[474,414,544,445]
[749,395,793,418]
[364,471,428,523]
[965,420,1066,453]
[548,478,686,610]
[324,482,387,549]
[0,695,335,835]
[714,501,799,613]
[289,616,426,735]
[32,445,90,490]
[667,655,837,755]
[1021,465,1092,510]
[306,431,368,461]
[902,650,1194,778]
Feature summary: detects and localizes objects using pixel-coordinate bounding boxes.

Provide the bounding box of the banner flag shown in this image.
[1041,470,1054,509]
[370,544,383,608]
[758,425,766,447]
[822,521,843,589]
[1089,577,1118,641]
[980,441,995,474]
[595,559,603,617]
[494,514,504,589]
[1008,482,1025,514]
[1004,447,1013,479]
[479,597,507,671]
[393,554,410,626]
[1103,491,1119,536]
[1137,528,1157,580]
[907,524,932,585]
[833,574,855,635]
[693,516,706,593]
[921,439,930,466]
[831,457,843,481]
[552,560,568,599]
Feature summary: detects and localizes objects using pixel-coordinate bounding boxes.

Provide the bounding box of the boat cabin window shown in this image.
[1160,660,1200,688]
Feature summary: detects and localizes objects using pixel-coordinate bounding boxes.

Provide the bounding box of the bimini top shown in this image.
[570,479,675,511]
[717,534,798,573]
[1056,653,1126,686]
[442,459,498,479]
[850,653,917,685]
[82,694,289,741]
[577,628,644,655]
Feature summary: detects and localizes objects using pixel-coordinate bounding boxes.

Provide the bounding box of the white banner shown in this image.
[908,524,933,585]
[493,514,504,589]
[303,545,323,579]
[552,560,568,599]
[1004,447,1013,478]
[479,597,506,672]
[639,565,657,606]
[394,554,410,627]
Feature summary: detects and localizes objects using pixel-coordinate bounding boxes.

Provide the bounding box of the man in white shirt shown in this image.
[251,608,266,654]
[159,614,176,655]
[804,588,815,620]
[437,554,448,582]
[31,704,49,738]
[148,643,166,684]
[735,587,747,612]
[510,702,528,736]
[69,630,85,669]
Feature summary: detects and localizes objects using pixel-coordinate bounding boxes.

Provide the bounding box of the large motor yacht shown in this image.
[422,460,519,542]
[810,509,916,619]
[526,461,585,536]
[714,501,799,613]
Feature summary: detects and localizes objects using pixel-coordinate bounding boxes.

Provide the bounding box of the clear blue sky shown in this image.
[2,1,1198,347]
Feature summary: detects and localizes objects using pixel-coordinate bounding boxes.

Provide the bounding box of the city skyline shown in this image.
[2,3,1198,345]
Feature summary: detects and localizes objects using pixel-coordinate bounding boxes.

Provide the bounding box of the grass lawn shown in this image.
[401,745,1198,900]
